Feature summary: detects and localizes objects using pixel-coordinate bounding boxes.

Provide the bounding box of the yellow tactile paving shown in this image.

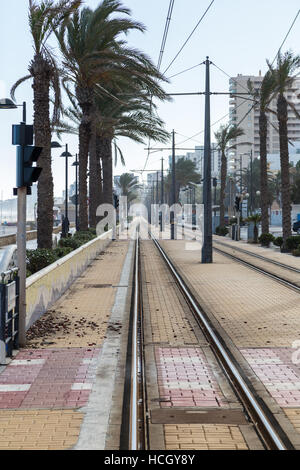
[164,424,248,450]
[142,241,198,345]
[284,409,300,433]
[161,240,300,347]
[0,410,83,450]
[26,241,129,349]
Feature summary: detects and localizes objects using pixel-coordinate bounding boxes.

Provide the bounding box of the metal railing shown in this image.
[0,268,19,364]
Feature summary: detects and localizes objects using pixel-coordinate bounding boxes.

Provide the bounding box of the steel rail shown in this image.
[213,238,300,275]
[126,228,148,451]
[128,233,139,450]
[183,227,300,291]
[213,246,300,293]
[150,233,294,450]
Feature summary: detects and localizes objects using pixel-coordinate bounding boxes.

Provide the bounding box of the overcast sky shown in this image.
[0,0,299,199]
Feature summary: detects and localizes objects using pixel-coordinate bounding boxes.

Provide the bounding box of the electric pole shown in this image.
[161,158,164,204]
[171,130,176,240]
[202,57,213,264]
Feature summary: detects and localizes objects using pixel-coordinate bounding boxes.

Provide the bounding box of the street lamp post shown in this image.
[60,145,73,237]
[240,149,254,215]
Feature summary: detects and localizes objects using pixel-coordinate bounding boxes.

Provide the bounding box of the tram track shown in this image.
[213,238,300,274]
[148,233,295,450]
[213,243,300,293]
[122,228,296,450]
[184,227,300,292]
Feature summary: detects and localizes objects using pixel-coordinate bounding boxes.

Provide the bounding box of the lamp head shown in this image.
[51,141,62,149]
[61,151,73,158]
[0,98,17,110]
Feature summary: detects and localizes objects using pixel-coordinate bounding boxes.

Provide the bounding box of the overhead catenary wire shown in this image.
[167,62,204,80]
[143,0,175,174]
[271,8,300,65]
[144,8,300,169]
[157,0,175,71]
[163,0,215,75]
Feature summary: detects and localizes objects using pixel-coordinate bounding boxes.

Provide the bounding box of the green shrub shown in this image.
[73,231,95,242]
[216,226,229,236]
[286,236,300,251]
[26,249,59,275]
[292,247,300,257]
[59,237,82,250]
[54,246,73,258]
[273,236,283,247]
[258,233,275,247]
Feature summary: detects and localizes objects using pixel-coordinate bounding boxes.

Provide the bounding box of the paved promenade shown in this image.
[0,240,132,450]
[212,235,300,288]
[160,239,300,449]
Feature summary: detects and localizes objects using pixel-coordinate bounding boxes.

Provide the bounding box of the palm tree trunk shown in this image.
[30,55,53,250]
[259,111,269,234]
[89,122,98,228]
[219,151,227,227]
[100,137,113,206]
[77,87,92,231]
[96,136,103,212]
[277,93,291,248]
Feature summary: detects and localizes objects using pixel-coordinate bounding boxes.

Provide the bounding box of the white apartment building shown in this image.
[229,72,300,174]
[147,172,162,188]
[193,145,221,177]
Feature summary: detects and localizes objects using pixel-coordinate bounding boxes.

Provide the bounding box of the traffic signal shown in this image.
[213,177,218,187]
[12,123,43,189]
[235,196,241,212]
[16,145,43,188]
[70,194,78,205]
[113,194,120,209]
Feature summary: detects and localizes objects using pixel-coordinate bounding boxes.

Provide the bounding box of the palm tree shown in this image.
[116,173,140,206]
[11,0,80,249]
[57,0,169,231]
[247,213,261,243]
[164,158,201,202]
[214,124,245,228]
[268,51,300,249]
[95,91,169,222]
[247,70,277,234]
[55,91,169,227]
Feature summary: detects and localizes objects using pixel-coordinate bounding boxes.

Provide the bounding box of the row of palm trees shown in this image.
[215,50,300,250]
[12,0,170,249]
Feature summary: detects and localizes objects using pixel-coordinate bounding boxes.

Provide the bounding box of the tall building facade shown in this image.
[229,73,300,174]
[169,147,221,179]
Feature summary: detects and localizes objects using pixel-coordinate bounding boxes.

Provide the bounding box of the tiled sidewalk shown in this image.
[155,347,227,408]
[0,240,129,450]
[213,236,300,287]
[213,235,300,270]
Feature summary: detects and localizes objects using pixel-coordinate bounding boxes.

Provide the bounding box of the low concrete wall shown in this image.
[25,231,112,329]
[0,230,37,247]
[0,224,76,247]
[0,234,16,247]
